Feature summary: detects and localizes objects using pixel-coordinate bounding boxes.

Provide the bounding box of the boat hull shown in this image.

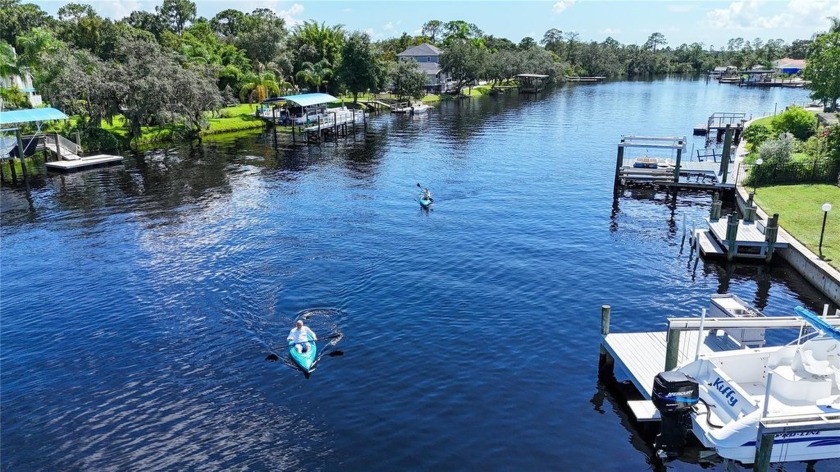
[289,335,317,372]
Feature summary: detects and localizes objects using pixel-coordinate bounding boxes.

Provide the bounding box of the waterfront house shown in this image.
[774,58,806,76]
[0,49,42,107]
[396,43,449,93]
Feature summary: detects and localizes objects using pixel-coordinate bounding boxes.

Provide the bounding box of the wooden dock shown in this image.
[45,154,123,172]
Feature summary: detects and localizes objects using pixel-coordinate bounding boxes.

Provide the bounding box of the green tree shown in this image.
[644,32,667,53]
[56,3,110,55]
[289,21,345,75]
[742,124,774,151]
[805,31,840,111]
[0,40,22,78]
[239,71,281,105]
[772,106,818,140]
[337,32,382,103]
[390,60,426,101]
[421,20,443,43]
[440,40,487,94]
[233,9,288,66]
[0,0,52,45]
[295,59,333,93]
[210,9,246,38]
[123,11,165,40]
[157,0,196,35]
[16,27,62,71]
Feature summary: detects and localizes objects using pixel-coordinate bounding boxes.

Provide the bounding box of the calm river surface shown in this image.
[2,77,832,471]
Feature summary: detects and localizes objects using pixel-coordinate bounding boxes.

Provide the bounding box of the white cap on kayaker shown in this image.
[296,320,303,327]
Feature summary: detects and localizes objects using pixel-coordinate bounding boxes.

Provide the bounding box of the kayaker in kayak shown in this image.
[416,183,433,202]
[287,320,317,353]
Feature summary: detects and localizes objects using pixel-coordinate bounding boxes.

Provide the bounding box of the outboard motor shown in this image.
[651,371,699,455]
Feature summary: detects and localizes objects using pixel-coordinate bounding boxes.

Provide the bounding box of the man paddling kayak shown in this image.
[287,320,317,353]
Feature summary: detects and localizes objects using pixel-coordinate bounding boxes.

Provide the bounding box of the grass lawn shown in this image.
[750,115,774,127]
[753,184,840,268]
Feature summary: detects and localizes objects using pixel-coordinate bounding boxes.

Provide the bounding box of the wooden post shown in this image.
[747,192,754,207]
[710,192,721,220]
[664,327,681,371]
[743,206,756,223]
[54,132,62,160]
[75,130,82,148]
[673,139,683,183]
[15,128,29,180]
[719,125,733,184]
[754,427,773,472]
[765,213,779,263]
[726,212,739,261]
[598,305,614,378]
[615,140,625,190]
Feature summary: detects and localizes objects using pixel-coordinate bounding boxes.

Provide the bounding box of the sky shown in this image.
[30,0,840,48]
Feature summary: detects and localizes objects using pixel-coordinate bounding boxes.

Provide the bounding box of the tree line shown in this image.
[0,0,837,143]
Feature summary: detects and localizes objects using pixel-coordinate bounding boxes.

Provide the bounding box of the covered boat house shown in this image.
[258,93,338,126]
[515,74,549,93]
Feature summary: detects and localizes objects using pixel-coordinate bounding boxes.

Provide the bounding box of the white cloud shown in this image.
[100,0,143,19]
[552,0,576,14]
[343,8,352,13]
[277,3,305,27]
[705,0,840,33]
[384,21,394,31]
[601,28,621,35]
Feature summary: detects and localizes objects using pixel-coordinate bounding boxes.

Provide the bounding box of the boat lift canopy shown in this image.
[262,93,337,108]
[0,107,69,126]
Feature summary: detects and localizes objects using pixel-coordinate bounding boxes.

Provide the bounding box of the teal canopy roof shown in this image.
[263,93,338,107]
[0,107,69,125]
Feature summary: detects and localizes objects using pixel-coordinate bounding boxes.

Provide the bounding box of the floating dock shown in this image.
[45,154,124,172]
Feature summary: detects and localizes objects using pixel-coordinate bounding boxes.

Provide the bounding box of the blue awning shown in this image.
[263,93,338,107]
[0,107,69,125]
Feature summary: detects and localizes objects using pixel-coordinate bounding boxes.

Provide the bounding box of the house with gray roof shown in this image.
[397,43,449,93]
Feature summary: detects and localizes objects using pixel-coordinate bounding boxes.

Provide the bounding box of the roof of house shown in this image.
[397,43,442,57]
[0,107,68,125]
[775,58,806,69]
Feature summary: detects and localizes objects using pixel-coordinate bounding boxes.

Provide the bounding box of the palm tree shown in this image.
[295,59,333,93]
[239,71,281,106]
[291,21,345,68]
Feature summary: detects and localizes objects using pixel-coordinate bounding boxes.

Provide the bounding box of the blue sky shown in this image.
[31,1,840,48]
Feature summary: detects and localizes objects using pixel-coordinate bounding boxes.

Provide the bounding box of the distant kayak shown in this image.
[289,334,317,372]
[418,195,433,208]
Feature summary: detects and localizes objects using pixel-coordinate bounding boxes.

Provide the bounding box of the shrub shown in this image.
[743,123,773,151]
[759,134,793,164]
[771,106,817,140]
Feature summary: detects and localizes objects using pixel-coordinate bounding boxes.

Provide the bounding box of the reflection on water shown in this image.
[2,78,834,471]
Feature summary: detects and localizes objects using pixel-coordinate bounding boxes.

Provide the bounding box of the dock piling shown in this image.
[664,328,681,371]
[614,139,625,191]
[765,214,779,263]
[725,213,739,261]
[15,129,29,181]
[673,139,684,183]
[710,192,722,220]
[719,125,733,184]
[754,427,774,472]
[598,305,614,378]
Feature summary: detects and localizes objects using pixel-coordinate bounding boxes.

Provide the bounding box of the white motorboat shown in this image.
[392,102,430,114]
[652,306,840,464]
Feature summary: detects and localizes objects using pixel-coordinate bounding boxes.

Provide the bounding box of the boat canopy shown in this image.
[0,107,69,125]
[263,93,338,107]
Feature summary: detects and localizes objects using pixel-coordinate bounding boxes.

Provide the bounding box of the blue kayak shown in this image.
[418,195,433,208]
[289,334,317,372]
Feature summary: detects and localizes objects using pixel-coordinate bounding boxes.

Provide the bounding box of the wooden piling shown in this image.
[15,129,29,180]
[754,429,773,472]
[598,305,614,378]
[719,125,733,184]
[54,132,62,160]
[664,328,681,371]
[725,212,739,261]
[614,139,625,190]
[765,213,779,263]
[673,139,684,183]
[710,192,721,220]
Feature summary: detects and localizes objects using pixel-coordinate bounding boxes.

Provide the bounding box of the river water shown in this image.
[2,77,832,471]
